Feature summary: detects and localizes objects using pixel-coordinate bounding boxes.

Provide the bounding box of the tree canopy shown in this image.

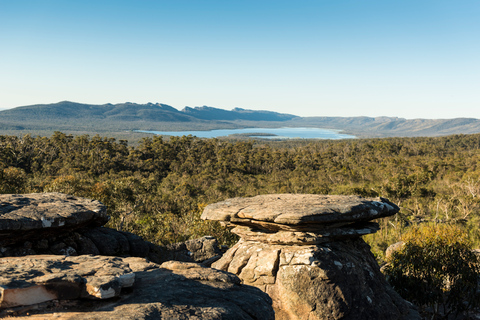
[2,132,480,256]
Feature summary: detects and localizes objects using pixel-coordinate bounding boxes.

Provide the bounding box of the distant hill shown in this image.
[0,101,298,133]
[0,101,296,124]
[182,106,297,121]
[1,101,480,138]
[0,101,195,122]
[288,116,480,137]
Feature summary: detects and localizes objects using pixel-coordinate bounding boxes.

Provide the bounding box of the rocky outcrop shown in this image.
[0,255,275,319]
[202,194,420,320]
[0,193,223,265]
[0,255,137,307]
[0,193,108,247]
[0,193,274,319]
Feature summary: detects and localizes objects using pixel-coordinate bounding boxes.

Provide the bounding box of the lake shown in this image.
[137,127,356,140]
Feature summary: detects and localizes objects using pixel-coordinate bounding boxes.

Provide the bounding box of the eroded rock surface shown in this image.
[202,194,399,229]
[0,193,108,247]
[0,256,274,319]
[0,255,136,308]
[203,194,419,320]
[0,193,222,265]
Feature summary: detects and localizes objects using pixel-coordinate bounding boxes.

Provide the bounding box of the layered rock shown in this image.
[0,192,108,247]
[202,194,420,320]
[0,255,274,319]
[0,193,223,265]
[0,255,136,308]
[0,193,272,318]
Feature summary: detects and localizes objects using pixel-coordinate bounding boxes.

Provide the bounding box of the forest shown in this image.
[2,131,480,260]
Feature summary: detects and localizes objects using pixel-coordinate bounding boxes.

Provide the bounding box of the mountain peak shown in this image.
[181,105,297,121]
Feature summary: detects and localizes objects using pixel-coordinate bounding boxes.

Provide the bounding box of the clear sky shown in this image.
[1,0,479,119]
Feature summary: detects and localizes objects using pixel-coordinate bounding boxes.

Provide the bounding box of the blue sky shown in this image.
[1,0,479,119]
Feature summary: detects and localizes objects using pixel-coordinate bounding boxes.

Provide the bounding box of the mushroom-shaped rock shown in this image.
[202,194,418,320]
[0,193,108,246]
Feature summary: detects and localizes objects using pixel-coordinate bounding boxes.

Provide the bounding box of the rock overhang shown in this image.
[202,194,399,228]
[0,193,108,246]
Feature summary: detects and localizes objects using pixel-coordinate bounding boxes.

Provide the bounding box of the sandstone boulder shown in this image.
[0,193,108,247]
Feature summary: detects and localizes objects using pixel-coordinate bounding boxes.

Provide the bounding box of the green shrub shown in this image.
[0,167,27,193]
[383,224,480,319]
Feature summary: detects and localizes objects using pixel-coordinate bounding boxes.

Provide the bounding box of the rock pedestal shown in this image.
[202,194,419,320]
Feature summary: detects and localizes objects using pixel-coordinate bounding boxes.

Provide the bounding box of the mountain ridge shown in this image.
[1,101,480,138]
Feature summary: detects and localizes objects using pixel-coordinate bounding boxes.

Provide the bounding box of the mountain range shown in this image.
[1,101,480,138]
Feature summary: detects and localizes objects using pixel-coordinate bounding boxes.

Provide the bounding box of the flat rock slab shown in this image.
[0,255,136,308]
[202,194,399,228]
[1,257,274,320]
[0,193,108,246]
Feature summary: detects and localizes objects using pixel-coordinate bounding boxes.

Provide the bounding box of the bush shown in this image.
[0,167,27,193]
[383,224,480,319]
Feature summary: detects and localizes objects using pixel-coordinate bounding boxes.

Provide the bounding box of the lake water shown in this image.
[137,127,356,140]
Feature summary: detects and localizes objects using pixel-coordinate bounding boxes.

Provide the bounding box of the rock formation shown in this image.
[0,193,274,319]
[0,255,137,308]
[0,255,274,319]
[202,194,420,320]
[0,193,223,265]
[0,192,108,247]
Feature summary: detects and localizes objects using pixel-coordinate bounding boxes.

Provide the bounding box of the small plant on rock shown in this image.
[383,224,480,319]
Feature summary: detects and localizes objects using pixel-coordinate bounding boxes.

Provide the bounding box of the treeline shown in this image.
[2,132,480,259]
